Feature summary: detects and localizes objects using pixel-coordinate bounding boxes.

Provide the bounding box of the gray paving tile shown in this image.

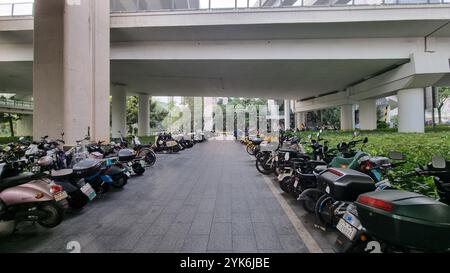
[208,223,232,251]
[182,235,209,253]
[254,223,283,250]
[232,235,257,253]
[189,212,213,235]
[279,235,308,253]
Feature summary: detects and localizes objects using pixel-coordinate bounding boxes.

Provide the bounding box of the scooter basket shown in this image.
[317,168,375,201]
[356,190,450,252]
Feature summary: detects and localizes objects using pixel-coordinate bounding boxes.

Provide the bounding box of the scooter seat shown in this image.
[314,165,328,173]
[0,173,42,192]
[51,169,74,180]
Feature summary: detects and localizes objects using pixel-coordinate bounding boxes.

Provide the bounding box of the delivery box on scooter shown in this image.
[317,168,376,201]
[356,190,450,252]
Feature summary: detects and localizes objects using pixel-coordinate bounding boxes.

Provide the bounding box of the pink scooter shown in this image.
[0,161,68,235]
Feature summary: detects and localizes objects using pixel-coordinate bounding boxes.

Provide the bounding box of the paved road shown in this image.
[0,140,334,253]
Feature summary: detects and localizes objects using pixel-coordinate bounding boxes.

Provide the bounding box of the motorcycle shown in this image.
[0,160,68,235]
[333,155,450,253]
[153,132,181,153]
[297,133,378,216]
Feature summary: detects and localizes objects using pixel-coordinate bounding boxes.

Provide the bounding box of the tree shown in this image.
[126,96,169,136]
[437,87,450,124]
[0,113,18,137]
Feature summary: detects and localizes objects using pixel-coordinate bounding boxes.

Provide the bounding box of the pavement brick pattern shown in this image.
[0,141,310,253]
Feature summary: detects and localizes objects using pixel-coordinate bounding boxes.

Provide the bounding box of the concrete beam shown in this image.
[349,52,450,100]
[110,38,428,60]
[295,91,355,112]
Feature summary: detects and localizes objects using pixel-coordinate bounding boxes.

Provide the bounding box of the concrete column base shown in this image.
[359,99,377,131]
[138,94,150,136]
[111,86,127,138]
[17,115,33,136]
[398,88,425,133]
[341,104,355,131]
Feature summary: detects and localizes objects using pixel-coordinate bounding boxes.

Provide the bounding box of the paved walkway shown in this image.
[0,140,332,253]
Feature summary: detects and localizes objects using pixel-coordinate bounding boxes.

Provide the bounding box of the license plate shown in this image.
[53,191,68,202]
[336,218,357,240]
[125,171,131,178]
[81,183,97,201]
[293,179,299,188]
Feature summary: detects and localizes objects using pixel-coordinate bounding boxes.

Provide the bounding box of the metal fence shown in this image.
[110,0,450,13]
[0,98,34,110]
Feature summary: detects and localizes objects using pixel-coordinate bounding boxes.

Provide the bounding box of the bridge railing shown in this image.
[0,98,34,110]
[110,0,450,13]
[0,2,33,17]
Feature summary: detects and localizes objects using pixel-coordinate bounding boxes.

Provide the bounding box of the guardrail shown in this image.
[110,0,450,13]
[1,0,448,17]
[0,2,34,17]
[0,98,33,110]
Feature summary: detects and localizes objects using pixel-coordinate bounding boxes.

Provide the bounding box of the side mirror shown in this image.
[388,151,404,160]
[432,155,446,169]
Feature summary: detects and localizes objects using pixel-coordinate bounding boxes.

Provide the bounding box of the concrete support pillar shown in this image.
[33,0,110,145]
[138,94,150,136]
[17,115,33,136]
[111,86,127,138]
[397,88,425,133]
[341,104,355,131]
[359,99,377,131]
[295,112,306,129]
[284,100,291,130]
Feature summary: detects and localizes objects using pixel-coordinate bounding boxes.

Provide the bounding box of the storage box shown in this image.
[356,190,450,252]
[317,168,375,201]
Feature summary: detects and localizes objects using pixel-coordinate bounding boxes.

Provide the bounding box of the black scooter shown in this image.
[334,155,450,253]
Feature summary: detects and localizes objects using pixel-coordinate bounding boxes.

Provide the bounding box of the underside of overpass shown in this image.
[0,2,449,142]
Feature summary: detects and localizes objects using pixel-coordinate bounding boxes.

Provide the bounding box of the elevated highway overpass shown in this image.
[0,0,449,143]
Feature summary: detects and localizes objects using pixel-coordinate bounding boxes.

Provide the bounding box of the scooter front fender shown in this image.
[0,180,54,206]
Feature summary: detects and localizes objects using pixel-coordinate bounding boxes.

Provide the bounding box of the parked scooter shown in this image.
[0,161,68,235]
[153,132,181,153]
[334,155,450,253]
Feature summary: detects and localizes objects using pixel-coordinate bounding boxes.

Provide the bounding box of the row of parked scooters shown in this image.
[0,130,205,237]
[243,130,450,253]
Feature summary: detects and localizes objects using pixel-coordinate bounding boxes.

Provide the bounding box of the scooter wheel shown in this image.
[112,174,128,188]
[37,201,64,228]
[314,194,335,227]
[279,176,294,194]
[300,193,320,214]
[133,165,145,176]
[68,190,89,210]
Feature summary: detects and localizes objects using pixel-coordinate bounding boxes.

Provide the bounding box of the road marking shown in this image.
[256,164,324,253]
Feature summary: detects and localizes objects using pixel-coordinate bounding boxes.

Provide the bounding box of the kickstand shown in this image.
[314,224,327,232]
